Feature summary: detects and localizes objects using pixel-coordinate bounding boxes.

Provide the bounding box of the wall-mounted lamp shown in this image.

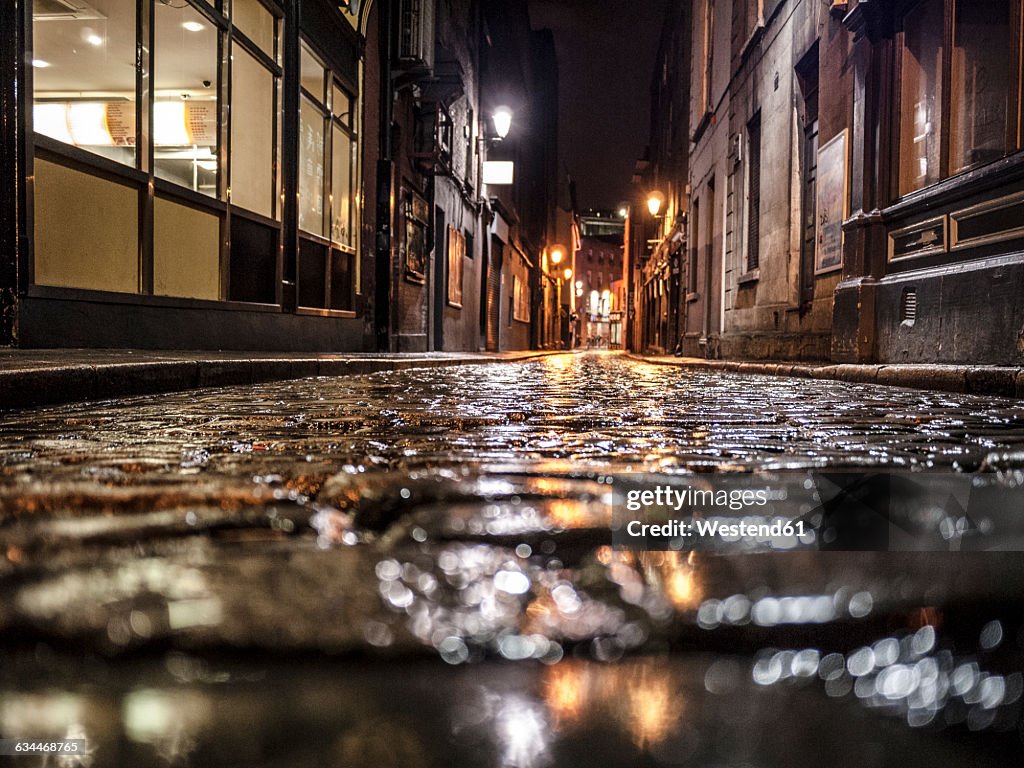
[492,106,513,140]
[647,191,665,217]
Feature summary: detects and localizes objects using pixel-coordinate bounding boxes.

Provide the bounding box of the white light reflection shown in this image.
[494,693,551,768]
[752,621,1023,734]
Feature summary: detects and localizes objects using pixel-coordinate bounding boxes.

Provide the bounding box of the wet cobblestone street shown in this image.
[2,352,1024,767]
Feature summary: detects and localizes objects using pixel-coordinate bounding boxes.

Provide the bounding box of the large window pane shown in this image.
[330,124,353,246]
[899,0,944,195]
[232,0,276,60]
[154,2,219,196]
[299,95,325,236]
[950,0,1014,174]
[231,47,275,218]
[300,43,325,103]
[32,0,137,165]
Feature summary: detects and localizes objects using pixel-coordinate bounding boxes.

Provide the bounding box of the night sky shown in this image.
[528,0,670,211]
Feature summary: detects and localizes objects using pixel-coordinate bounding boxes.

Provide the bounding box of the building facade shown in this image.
[833,0,1024,366]
[1,0,557,353]
[640,0,1024,366]
[630,0,693,355]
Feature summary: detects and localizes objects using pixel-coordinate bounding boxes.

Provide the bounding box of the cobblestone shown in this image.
[1,352,1023,765]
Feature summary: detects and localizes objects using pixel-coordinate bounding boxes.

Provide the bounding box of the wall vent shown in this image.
[901,287,917,326]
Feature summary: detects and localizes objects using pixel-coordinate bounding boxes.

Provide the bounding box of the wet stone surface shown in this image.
[1,352,1024,766]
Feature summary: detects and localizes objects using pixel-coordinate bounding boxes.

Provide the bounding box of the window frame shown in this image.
[893,0,1024,200]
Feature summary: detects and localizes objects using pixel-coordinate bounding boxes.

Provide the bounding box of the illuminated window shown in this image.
[298,41,360,310]
[32,0,137,166]
[153,1,220,196]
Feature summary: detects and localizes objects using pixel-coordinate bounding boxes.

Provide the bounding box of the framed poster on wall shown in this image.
[815,129,848,274]
[404,189,428,284]
[447,226,464,307]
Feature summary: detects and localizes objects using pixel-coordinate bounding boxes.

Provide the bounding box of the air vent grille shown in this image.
[901,287,917,326]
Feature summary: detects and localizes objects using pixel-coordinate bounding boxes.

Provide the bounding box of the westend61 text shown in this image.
[625,485,769,512]
[625,519,808,539]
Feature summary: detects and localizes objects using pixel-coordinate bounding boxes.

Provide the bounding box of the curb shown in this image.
[0,351,559,412]
[627,354,1024,400]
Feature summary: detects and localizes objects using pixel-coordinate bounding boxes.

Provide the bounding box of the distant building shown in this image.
[577,211,625,348]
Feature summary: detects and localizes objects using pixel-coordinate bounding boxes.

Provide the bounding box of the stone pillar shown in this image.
[831,0,889,363]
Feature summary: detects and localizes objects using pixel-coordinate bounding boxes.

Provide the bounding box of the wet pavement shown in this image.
[1,351,1023,766]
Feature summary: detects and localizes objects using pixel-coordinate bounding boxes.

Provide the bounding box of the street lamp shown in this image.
[492,107,513,141]
[550,247,564,266]
[563,268,573,281]
[647,191,665,217]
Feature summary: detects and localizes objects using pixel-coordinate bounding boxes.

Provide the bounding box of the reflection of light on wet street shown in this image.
[2,353,1024,765]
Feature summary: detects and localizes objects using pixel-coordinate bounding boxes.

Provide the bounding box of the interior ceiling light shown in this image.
[32,59,51,68]
[182,20,204,32]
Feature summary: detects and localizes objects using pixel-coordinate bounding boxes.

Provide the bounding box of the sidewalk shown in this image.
[0,349,560,411]
[628,353,1024,399]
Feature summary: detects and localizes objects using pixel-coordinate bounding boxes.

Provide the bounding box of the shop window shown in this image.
[898,0,1023,196]
[950,0,1018,173]
[153,1,220,197]
[299,92,326,236]
[231,43,279,219]
[232,0,277,60]
[298,40,359,308]
[32,0,138,166]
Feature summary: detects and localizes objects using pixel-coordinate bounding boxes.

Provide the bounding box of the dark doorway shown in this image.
[486,235,503,352]
[433,207,446,350]
[796,43,820,312]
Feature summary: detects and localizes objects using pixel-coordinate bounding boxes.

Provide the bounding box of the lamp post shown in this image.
[547,245,568,348]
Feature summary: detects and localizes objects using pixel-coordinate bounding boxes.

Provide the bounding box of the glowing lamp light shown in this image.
[563,268,573,281]
[182,21,205,32]
[550,248,564,265]
[492,107,513,140]
[33,103,73,144]
[647,191,665,217]
[154,101,191,146]
[32,59,51,68]
[68,102,114,146]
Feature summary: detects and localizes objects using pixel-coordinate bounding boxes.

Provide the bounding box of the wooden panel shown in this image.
[153,197,221,300]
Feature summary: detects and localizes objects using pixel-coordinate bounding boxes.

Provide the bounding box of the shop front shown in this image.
[1,0,374,351]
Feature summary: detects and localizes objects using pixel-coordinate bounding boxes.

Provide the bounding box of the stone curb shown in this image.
[627,354,1024,399]
[0,351,558,412]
